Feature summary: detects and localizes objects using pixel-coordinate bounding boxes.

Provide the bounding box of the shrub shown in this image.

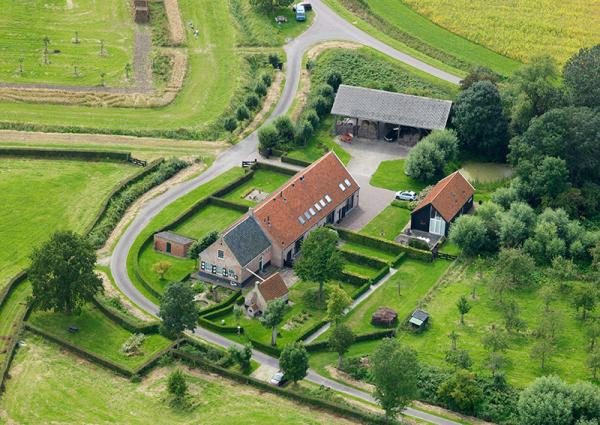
[294,120,314,146]
[315,83,334,100]
[312,95,331,117]
[189,231,219,259]
[304,109,320,128]
[326,71,343,91]
[409,239,430,251]
[245,94,260,110]
[255,81,267,97]
[120,333,146,356]
[268,53,280,68]
[405,130,458,181]
[236,105,250,121]
[258,124,279,155]
[223,116,237,132]
[260,72,273,87]
[342,356,370,381]
[449,215,488,257]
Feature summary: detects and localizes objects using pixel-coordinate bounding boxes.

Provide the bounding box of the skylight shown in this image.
[304,211,311,220]
[309,207,316,216]
[344,178,351,187]
[325,195,332,203]
[320,199,326,207]
[298,216,305,224]
[314,203,322,211]
[339,183,346,191]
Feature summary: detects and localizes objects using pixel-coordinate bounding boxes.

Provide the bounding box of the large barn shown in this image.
[197,152,360,286]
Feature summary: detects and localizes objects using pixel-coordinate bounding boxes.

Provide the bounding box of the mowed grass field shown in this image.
[0,0,242,137]
[403,0,600,65]
[0,0,135,86]
[0,157,136,289]
[0,335,358,425]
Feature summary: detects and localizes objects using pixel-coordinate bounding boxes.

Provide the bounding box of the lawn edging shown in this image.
[172,348,393,425]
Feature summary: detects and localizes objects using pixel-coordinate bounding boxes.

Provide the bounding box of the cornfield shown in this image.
[402,0,600,65]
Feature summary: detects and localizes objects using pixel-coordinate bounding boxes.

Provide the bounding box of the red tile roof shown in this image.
[253,152,359,248]
[258,273,288,302]
[412,171,475,222]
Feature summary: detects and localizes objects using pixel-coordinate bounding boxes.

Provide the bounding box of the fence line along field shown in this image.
[0,0,135,87]
[403,0,600,65]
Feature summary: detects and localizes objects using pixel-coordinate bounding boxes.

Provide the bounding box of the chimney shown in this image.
[248,207,254,218]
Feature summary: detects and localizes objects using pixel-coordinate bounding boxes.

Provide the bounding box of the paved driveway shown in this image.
[338,138,409,230]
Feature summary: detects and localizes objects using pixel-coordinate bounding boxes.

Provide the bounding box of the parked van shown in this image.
[296,4,306,21]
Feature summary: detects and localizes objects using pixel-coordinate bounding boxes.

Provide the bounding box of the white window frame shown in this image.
[217,249,224,259]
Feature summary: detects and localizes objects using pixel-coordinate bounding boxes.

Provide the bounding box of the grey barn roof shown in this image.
[155,231,195,245]
[331,85,452,130]
[223,216,271,267]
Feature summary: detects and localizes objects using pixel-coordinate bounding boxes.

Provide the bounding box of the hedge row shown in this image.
[211,169,255,198]
[391,252,407,268]
[172,349,393,425]
[198,290,242,317]
[304,328,396,353]
[133,238,164,301]
[341,250,388,270]
[247,337,281,357]
[333,227,433,262]
[0,271,27,308]
[350,282,371,300]
[254,161,298,176]
[208,196,250,213]
[0,147,132,162]
[0,304,32,395]
[92,295,160,335]
[341,270,371,286]
[371,266,390,285]
[198,316,244,334]
[297,320,328,342]
[281,155,312,167]
[84,159,165,237]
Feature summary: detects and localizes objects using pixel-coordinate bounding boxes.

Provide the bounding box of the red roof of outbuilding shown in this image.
[412,171,475,222]
[258,273,288,302]
[253,152,359,248]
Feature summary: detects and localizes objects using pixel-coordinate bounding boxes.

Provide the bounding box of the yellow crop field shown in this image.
[402,0,600,65]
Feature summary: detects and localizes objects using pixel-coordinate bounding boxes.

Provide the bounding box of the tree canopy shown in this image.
[279,342,309,384]
[563,44,600,108]
[29,231,102,315]
[159,281,198,338]
[260,298,287,346]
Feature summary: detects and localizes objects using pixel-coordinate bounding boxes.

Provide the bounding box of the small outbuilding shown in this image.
[331,84,452,141]
[133,0,149,23]
[371,307,398,326]
[154,231,195,258]
[244,272,289,317]
[409,309,430,329]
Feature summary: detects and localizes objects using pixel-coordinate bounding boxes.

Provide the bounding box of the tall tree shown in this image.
[159,281,198,338]
[260,298,286,346]
[279,342,308,384]
[518,376,573,425]
[449,215,489,257]
[152,261,172,280]
[452,80,509,160]
[573,282,597,320]
[326,285,352,323]
[531,335,555,370]
[563,44,600,108]
[294,228,343,301]
[370,339,419,419]
[228,343,253,374]
[437,369,483,415]
[456,295,471,325]
[482,324,508,353]
[29,231,102,315]
[587,349,600,381]
[329,324,354,369]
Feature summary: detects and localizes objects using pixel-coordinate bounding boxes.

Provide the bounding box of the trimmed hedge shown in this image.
[0,271,27,308]
[341,250,388,270]
[281,155,312,167]
[371,266,390,284]
[341,271,371,286]
[0,304,32,395]
[0,147,132,162]
[198,290,242,317]
[134,238,164,301]
[391,252,407,268]
[198,316,244,334]
[355,329,396,342]
[92,296,160,335]
[298,320,328,341]
[247,337,281,357]
[172,349,393,425]
[333,226,433,262]
[208,196,250,213]
[211,169,255,198]
[351,282,371,300]
[255,161,298,176]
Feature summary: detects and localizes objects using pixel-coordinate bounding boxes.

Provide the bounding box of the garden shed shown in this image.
[153,231,195,258]
[409,309,430,329]
[331,85,452,141]
[371,307,398,326]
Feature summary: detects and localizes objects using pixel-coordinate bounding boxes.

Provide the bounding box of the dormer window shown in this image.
[309,207,316,216]
[325,195,332,203]
[304,211,311,220]
[339,183,346,191]
[320,199,326,207]
[314,203,322,211]
[298,216,306,224]
[344,178,351,187]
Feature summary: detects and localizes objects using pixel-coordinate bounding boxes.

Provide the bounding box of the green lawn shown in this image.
[334,0,519,75]
[0,0,243,139]
[360,204,411,241]
[231,0,314,47]
[1,334,358,425]
[138,204,244,295]
[0,0,135,86]
[127,167,247,303]
[220,169,292,205]
[28,304,172,370]
[0,158,136,289]
[402,262,594,387]
[438,240,461,257]
[370,159,428,193]
[342,261,382,280]
[286,117,351,165]
[342,259,451,334]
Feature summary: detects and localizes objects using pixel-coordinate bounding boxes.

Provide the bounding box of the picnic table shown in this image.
[275,16,288,24]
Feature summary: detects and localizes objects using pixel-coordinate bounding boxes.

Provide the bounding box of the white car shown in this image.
[395,190,417,201]
[269,372,287,386]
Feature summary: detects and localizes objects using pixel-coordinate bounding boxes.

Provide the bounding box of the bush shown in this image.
[405,130,458,181]
[260,72,273,87]
[268,53,280,68]
[449,215,488,257]
[315,83,334,100]
[304,109,320,128]
[223,116,237,132]
[326,71,343,91]
[120,333,146,356]
[255,81,267,97]
[409,239,430,251]
[235,105,250,121]
[311,95,331,117]
[258,124,279,155]
[341,356,370,381]
[274,116,295,145]
[245,94,260,110]
[294,120,314,146]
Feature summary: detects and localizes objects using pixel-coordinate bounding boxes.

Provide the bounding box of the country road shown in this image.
[110,2,462,424]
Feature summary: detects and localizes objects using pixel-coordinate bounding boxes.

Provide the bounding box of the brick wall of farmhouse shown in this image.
[153,236,191,258]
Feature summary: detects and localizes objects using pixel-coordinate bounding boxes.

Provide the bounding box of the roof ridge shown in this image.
[338,84,452,104]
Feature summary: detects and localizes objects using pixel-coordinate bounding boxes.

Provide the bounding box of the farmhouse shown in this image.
[244,272,289,317]
[198,152,360,286]
[410,171,475,237]
[153,231,195,258]
[331,84,452,141]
